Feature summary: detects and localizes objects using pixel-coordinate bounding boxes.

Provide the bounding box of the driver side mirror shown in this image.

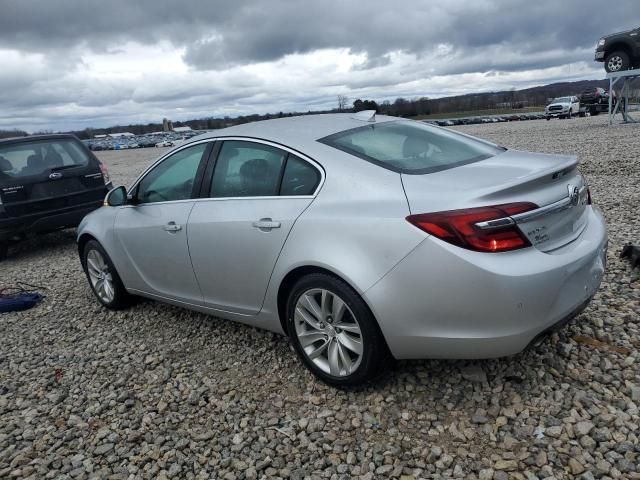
[104,185,128,207]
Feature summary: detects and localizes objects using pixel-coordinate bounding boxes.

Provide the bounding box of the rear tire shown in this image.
[605,51,630,73]
[286,273,389,387]
[82,240,132,310]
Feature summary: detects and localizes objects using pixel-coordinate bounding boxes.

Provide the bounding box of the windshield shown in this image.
[551,97,572,103]
[0,138,90,179]
[318,120,503,174]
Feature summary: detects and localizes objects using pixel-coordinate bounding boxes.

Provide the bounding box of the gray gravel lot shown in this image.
[1,116,639,480]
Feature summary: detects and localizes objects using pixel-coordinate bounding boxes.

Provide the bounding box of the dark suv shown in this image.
[0,134,111,260]
[579,87,615,105]
[595,27,640,72]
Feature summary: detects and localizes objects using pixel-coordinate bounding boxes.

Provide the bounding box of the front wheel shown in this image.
[605,51,630,73]
[567,110,572,119]
[286,273,389,386]
[82,240,132,310]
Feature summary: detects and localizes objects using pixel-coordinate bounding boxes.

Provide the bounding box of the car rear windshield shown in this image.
[318,121,503,174]
[0,138,91,179]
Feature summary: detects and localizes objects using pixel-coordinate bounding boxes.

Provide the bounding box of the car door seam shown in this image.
[257,194,320,314]
[184,201,205,305]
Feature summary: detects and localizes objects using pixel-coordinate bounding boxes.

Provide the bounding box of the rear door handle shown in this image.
[252,218,281,231]
[163,221,182,233]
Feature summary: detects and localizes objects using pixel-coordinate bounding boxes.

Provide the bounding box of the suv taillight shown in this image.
[406,202,538,253]
[99,162,111,185]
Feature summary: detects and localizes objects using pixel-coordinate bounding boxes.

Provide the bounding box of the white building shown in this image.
[108,132,135,138]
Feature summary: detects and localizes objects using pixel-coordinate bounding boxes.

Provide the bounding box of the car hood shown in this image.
[602,29,635,39]
[546,103,570,108]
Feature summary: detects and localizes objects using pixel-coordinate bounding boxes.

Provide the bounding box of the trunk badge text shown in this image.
[49,172,63,180]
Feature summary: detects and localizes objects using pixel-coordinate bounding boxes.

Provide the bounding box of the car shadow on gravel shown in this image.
[374,339,559,393]
[3,229,78,263]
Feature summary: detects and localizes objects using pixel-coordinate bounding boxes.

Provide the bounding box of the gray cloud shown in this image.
[0,0,635,131]
[1,0,635,68]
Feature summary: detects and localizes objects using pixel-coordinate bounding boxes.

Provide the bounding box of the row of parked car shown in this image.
[83,131,201,151]
[427,112,547,127]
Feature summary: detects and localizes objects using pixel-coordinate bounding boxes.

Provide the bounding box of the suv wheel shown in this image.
[286,273,389,386]
[0,242,8,262]
[605,51,630,73]
[82,240,132,310]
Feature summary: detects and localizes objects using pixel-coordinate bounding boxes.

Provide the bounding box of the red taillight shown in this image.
[99,162,111,185]
[406,202,538,253]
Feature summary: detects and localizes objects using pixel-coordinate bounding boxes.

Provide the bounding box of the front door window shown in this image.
[137,143,207,203]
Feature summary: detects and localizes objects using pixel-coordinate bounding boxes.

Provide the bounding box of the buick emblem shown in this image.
[49,172,63,180]
[567,184,580,206]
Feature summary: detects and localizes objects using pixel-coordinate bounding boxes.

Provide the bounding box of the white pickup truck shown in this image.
[545,96,580,120]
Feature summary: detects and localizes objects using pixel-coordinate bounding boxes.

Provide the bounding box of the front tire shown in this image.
[82,240,132,310]
[605,51,630,73]
[286,273,389,386]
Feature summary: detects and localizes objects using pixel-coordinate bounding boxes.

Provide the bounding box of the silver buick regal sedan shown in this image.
[77,112,607,386]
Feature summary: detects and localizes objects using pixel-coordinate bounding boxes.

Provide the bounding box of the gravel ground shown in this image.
[1,116,639,480]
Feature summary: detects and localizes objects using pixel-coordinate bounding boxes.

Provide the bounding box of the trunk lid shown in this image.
[401,149,589,252]
[0,137,106,217]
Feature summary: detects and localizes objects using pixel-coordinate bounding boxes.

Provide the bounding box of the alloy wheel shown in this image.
[294,288,363,377]
[86,249,115,303]
[607,55,623,72]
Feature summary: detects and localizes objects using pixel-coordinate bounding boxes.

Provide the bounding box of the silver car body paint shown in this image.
[78,114,607,359]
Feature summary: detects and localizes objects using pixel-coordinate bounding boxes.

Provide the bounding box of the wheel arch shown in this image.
[276,264,387,347]
[77,232,98,263]
[605,41,632,58]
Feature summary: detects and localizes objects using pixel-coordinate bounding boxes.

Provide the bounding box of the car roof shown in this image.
[0,133,78,146]
[191,113,398,151]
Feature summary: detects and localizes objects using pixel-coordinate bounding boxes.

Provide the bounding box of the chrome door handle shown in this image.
[163,221,182,233]
[252,218,281,231]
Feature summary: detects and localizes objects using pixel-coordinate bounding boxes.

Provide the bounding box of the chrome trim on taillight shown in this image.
[477,186,588,229]
[475,217,515,229]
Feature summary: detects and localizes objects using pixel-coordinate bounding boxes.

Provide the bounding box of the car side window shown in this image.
[136,143,206,204]
[280,154,320,196]
[210,141,286,197]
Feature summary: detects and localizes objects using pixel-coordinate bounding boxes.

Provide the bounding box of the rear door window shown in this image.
[280,154,320,196]
[208,141,321,197]
[0,139,91,179]
[209,141,287,197]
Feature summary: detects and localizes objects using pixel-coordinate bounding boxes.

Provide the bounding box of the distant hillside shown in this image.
[423,79,609,116]
[61,78,615,139]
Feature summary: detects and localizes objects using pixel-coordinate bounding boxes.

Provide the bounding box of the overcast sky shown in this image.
[0,0,636,132]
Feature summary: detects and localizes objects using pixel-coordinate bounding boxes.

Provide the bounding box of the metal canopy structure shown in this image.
[608,68,640,126]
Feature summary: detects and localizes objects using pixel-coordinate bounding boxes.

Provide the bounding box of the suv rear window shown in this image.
[318,121,503,174]
[0,139,91,179]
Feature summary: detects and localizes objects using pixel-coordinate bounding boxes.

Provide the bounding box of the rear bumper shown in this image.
[595,51,605,61]
[0,200,103,241]
[364,207,607,360]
